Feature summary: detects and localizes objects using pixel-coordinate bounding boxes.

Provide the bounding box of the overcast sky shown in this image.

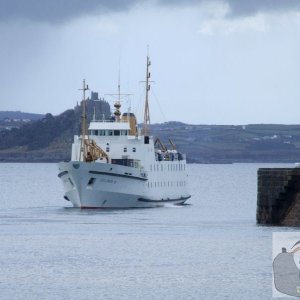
[1,0,300,124]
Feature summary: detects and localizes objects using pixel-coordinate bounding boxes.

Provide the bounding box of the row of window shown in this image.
[147,181,187,188]
[149,164,186,172]
[89,130,128,136]
[123,147,136,153]
[105,147,137,153]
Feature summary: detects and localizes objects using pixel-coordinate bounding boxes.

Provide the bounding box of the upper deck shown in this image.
[88,120,131,137]
[89,120,130,131]
[88,112,137,137]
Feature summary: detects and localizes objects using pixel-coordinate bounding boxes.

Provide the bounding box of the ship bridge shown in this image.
[88,112,138,137]
[88,121,130,137]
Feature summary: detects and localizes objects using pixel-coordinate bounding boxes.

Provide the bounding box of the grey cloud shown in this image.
[0,0,300,23]
[0,0,139,23]
[227,0,300,17]
[160,0,300,16]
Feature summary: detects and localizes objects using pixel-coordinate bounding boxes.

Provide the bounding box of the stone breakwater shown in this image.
[257,168,300,226]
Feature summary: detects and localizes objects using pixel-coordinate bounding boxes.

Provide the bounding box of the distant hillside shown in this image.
[1,101,300,163]
[0,97,111,162]
[0,111,44,121]
[0,111,45,132]
[150,123,300,163]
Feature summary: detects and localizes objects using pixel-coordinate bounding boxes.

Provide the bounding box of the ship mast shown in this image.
[143,54,151,136]
[114,67,122,122]
[106,67,131,122]
[79,79,89,161]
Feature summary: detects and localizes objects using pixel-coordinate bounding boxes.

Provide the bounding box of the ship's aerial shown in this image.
[58,55,191,208]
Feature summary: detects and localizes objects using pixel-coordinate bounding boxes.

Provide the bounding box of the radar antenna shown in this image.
[105,66,132,122]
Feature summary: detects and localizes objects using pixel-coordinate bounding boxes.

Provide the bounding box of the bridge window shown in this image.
[114,130,120,136]
[108,130,113,136]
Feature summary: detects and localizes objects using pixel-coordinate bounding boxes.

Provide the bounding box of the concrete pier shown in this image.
[257,168,300,226]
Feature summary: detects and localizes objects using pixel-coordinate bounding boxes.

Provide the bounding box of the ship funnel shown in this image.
[122,113,137,136]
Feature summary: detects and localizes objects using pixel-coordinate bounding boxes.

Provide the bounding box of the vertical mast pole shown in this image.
[113,65,122,122]
[118,63,121,104]
[143,52,151,136]
[79,79,89,161]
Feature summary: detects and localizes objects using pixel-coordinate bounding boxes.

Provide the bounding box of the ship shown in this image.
[57,55,191,208]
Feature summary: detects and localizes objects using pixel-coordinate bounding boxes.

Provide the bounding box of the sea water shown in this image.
[0,163,296,299]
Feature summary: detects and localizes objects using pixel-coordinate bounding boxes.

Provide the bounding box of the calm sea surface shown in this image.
[0,163,297,299]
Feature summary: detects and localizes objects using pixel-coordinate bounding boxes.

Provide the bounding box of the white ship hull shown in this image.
[58,161,190,208]
[58,62,191,208]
